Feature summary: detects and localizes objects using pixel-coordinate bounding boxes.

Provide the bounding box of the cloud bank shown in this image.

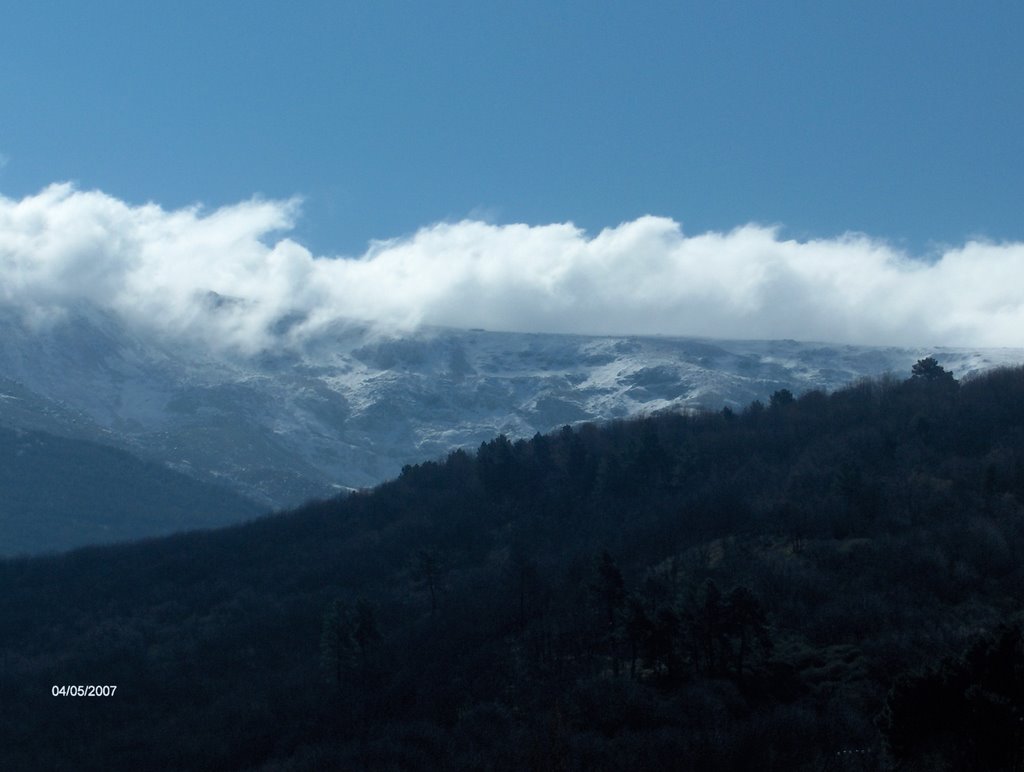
[2,183,1023,352]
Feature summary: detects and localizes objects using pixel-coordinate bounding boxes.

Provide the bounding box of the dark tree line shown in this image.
[3,360,1024,769]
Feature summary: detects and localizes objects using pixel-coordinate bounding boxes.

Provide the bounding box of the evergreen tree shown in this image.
[591,551,626,676]
[722,586,772,681]
[320,599,355,687]
[911,356,955,382]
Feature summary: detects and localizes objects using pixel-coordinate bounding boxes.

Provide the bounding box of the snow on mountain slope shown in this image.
[1,302,1021,509]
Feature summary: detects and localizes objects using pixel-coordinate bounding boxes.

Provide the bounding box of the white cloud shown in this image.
[1,183,1023,352]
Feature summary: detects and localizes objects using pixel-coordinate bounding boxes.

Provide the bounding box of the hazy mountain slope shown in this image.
[0,374,111,442]
[1,302,1022,511]
[0,425,263,555]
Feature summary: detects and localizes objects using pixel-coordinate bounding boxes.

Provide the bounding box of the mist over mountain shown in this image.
[3,185,1024,354]
[2,299,1021,524]
[2,188,1023,551]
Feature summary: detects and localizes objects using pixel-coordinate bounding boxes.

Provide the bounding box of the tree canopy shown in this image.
[3,361,1024,770]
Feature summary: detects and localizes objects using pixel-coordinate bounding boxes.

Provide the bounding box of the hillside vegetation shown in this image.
[3,360,1024,770]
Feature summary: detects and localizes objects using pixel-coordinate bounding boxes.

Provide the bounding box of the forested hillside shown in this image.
[3,360,1024,770]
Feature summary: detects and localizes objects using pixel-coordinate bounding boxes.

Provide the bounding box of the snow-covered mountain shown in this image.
[1,302,1021,510]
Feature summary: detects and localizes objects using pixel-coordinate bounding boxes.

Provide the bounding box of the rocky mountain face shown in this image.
[1,302,1021,511]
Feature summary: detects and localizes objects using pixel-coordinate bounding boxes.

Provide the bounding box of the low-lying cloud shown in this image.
[2,183,1023,352]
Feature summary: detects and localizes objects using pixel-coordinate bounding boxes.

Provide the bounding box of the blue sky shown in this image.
[2,1,1022,256]
[2,2,1024,347]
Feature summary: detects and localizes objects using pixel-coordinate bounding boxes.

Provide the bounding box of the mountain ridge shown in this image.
[2,301,1022,512]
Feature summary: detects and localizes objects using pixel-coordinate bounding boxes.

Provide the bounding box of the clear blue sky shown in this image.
[2,1,1022,256]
